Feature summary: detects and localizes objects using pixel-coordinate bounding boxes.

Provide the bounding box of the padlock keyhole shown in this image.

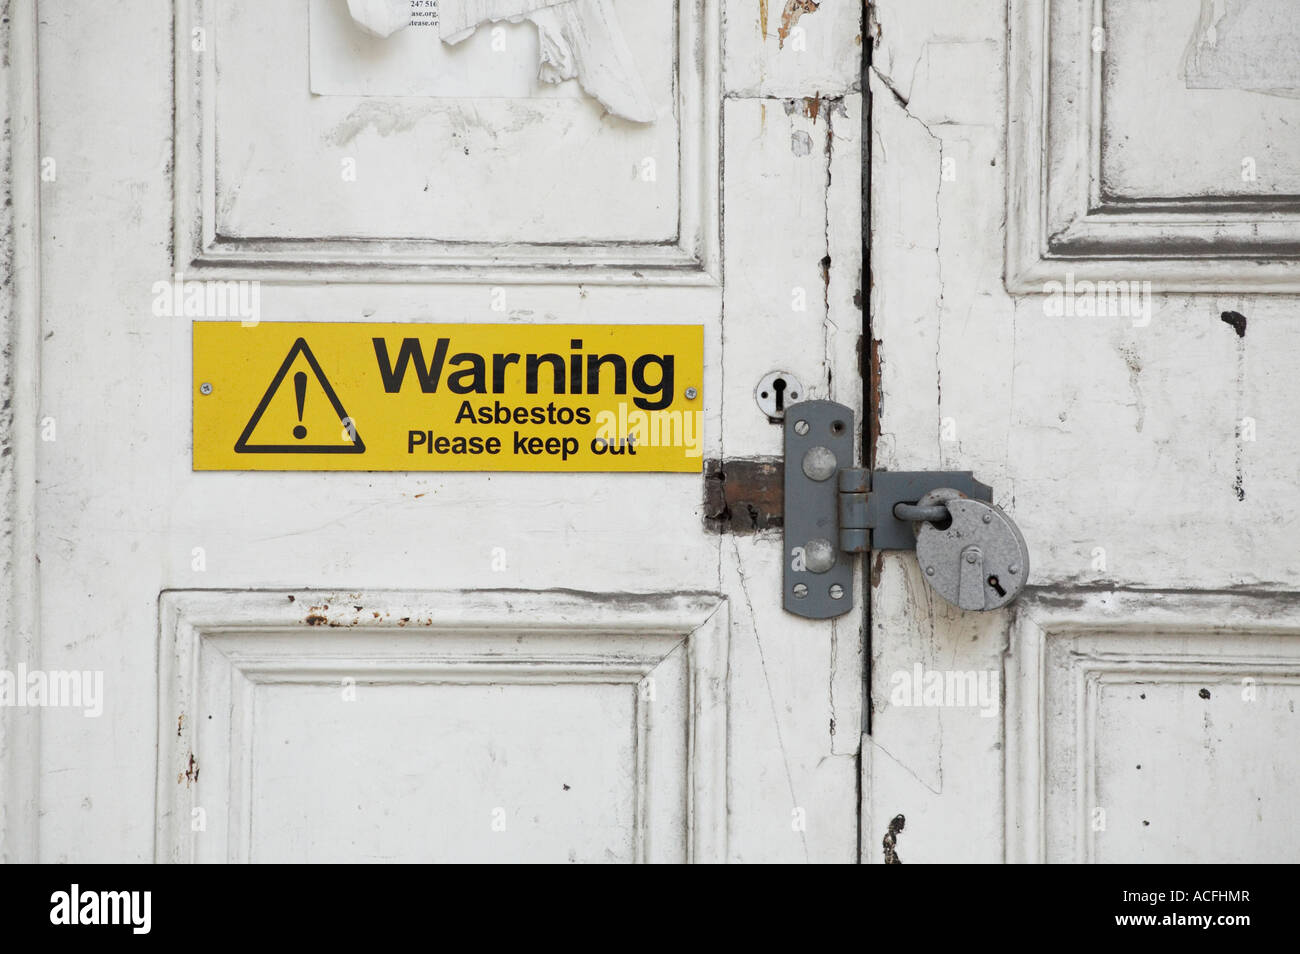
[987,575,1006,597]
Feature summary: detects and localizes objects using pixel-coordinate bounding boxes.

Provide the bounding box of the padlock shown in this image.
[912,491,1029,611]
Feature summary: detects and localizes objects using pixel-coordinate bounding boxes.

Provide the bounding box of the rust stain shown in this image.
[778,0,819,49]
[804,96,822,123]
[759,0,769,38]
[177,714,184,737]
[704,458,783,533]
[305,613,327,626]
[179,752,200,787]
[870,550,885,588]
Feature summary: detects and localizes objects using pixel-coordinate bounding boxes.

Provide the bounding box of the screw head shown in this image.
[199,382,213,395]
[684,387,698,400]
[794,420,810,436]
[965,551,978,564]
[982,512,992,524]
[829,583,845,600]
[793,583,808,599]
[925,566,935,576]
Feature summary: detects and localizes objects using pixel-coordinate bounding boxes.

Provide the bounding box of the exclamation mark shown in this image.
[292,371,307,439]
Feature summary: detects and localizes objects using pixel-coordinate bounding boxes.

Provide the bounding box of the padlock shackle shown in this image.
[893,502,950,524]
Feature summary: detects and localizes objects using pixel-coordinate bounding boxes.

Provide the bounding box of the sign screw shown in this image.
[199,382,213,395]
[684,387,698,400]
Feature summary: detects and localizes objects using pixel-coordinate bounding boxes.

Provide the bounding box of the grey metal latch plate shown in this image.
[783,400,994,620]
[784,401,856,619]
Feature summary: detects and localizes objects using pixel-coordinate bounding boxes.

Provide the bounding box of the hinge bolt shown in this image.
[804,538,836,574]
[802,446,838,482]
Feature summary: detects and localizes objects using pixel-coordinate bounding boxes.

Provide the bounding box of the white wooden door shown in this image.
[867,0,1300,863]
[0,1,865,862]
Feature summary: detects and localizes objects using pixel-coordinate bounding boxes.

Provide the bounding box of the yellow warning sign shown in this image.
[193,322,704,472]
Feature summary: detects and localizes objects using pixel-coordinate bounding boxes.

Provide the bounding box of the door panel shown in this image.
[1007,592,1300,864]
[176,0,716,279]
[0,0,864,862]
[157,590,726,864]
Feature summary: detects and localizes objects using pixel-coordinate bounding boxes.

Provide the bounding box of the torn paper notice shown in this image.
[313,0,566,98]
[346,0,416,38]
[440,0,655,121]
[530,1,657,122]
[438,0,568,38]
[1183,0,1300,92]
[320,0,659,121]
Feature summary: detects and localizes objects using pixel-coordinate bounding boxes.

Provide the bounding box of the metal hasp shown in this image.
[783,400,994,620]
[784,401,857,619]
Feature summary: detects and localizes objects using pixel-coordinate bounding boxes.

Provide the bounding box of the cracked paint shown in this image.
[882,813,905,863]
[1223,309,1250,501]
[777,0,819,49]
[1117,343,1145,433]
[178,752,199,787]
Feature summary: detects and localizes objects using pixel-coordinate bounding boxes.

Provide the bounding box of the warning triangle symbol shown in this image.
[234,338,366,454]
